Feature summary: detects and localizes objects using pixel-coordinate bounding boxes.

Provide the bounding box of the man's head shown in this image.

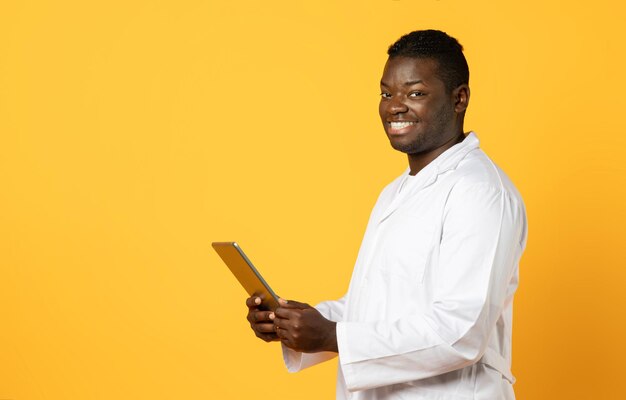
[379,30,470,158]
[387,29,469,93]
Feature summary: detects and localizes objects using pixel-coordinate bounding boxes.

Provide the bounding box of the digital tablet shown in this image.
[212,242,280,311]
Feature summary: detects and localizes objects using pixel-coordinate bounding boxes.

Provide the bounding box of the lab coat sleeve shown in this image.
[282,295,346,372]
[337,182,526,391]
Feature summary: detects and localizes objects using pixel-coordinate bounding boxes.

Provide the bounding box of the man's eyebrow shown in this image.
[380,80,424,87]
[404,80,424,86]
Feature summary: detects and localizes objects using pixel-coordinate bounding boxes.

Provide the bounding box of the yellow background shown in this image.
[1,0,625,398]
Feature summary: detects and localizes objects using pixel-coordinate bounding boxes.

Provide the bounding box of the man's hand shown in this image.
[274,298,338,353]
[246,296,279,342]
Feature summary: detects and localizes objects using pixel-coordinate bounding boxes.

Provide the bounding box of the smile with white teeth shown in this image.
[389,121,416,129]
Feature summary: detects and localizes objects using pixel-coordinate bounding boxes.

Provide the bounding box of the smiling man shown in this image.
[247,29,527,399]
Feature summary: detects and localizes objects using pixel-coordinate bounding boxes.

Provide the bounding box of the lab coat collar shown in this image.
[378,132,480,224]
[431,131,479,175]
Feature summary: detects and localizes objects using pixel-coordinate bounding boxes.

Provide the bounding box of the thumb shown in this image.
[278,298,311,309]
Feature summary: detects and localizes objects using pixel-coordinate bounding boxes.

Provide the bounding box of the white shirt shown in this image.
[283,132,528,399]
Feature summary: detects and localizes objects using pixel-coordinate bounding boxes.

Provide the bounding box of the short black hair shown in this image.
[387,29,469,92]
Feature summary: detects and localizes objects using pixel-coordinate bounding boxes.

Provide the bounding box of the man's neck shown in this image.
[407,132,466,176]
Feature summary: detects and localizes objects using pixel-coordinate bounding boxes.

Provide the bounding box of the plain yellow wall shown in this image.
[1,0,625,398]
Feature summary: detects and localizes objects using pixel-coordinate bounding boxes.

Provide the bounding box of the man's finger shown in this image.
[247,310,274,324]
[246,296,263,308]
[254,322,276,334]
[274,307,299,319]
[256,311,275,322]
[275,322,292,341]
[273,318,286,331]
[278,298,311,309]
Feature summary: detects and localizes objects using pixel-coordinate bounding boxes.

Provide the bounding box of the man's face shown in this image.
[379,56,459,155]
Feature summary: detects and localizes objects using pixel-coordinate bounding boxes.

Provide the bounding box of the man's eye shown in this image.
[380,92,391,99]
[409,92,424,97]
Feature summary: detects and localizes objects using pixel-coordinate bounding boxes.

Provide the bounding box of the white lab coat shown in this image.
[283,133,528,399]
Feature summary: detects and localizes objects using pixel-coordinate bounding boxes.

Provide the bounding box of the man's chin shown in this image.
[389,139,421,154]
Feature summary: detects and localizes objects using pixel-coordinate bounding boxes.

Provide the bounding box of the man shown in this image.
[246,29,527,399]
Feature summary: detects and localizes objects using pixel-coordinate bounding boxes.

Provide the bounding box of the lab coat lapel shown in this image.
[377,166,436,224]
[377,132,480,224]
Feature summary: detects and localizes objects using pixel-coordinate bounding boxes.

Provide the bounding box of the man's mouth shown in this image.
[389,121,416,129]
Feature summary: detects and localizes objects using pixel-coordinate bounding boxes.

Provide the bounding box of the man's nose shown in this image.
[387,97,408,114]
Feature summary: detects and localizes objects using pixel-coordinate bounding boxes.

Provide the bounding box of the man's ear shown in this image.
[453,84,470,114]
